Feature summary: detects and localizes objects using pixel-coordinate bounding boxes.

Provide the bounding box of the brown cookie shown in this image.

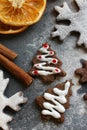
[36,80,73,123]
[75,60,87,83]
[29,43,66,83]
[83,94,87,100]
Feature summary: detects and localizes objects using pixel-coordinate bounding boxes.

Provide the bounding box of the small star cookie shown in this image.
[83,94,87,100]
[75,60,87,83]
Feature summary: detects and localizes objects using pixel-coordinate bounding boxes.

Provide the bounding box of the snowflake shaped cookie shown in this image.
[0,70,28,130]
[51,0,87,48]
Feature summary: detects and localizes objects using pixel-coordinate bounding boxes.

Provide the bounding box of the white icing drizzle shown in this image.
[32,43,61,76]
[37,45,57,64]
[42,81,71,118]
[32,62,61,76]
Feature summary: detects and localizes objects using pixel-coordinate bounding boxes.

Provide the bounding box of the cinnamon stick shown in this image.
[0,44,17,60]
[0,54,33,86]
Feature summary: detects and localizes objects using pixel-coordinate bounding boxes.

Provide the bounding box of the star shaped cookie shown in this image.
[75,60,87,83]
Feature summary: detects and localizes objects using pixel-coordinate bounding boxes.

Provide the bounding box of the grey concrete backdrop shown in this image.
[0,0,87,130]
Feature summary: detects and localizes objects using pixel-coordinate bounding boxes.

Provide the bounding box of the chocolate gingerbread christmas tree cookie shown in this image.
[75,60,87,83]
[29,43,66,83]
[36,80,73,123]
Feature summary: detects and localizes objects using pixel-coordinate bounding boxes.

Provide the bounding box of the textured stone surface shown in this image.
[0,0,87,130]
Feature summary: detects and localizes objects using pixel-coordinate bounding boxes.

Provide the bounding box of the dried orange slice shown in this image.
[0,21,28,34]
[0,0,46,26]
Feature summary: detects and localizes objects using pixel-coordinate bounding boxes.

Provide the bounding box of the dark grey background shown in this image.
[0,0,87,130]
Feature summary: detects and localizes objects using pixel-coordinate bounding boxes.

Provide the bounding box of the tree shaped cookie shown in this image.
[36,80,73,123]
[75,60,87,83]
[0,70,28,130]
[29,43,66,83]
[51,0,87,48]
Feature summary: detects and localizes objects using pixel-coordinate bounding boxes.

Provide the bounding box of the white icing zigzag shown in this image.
[42,81,71,118]
[32,43,61,76]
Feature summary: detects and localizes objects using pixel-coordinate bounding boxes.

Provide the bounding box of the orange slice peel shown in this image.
[0,21,28,34]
